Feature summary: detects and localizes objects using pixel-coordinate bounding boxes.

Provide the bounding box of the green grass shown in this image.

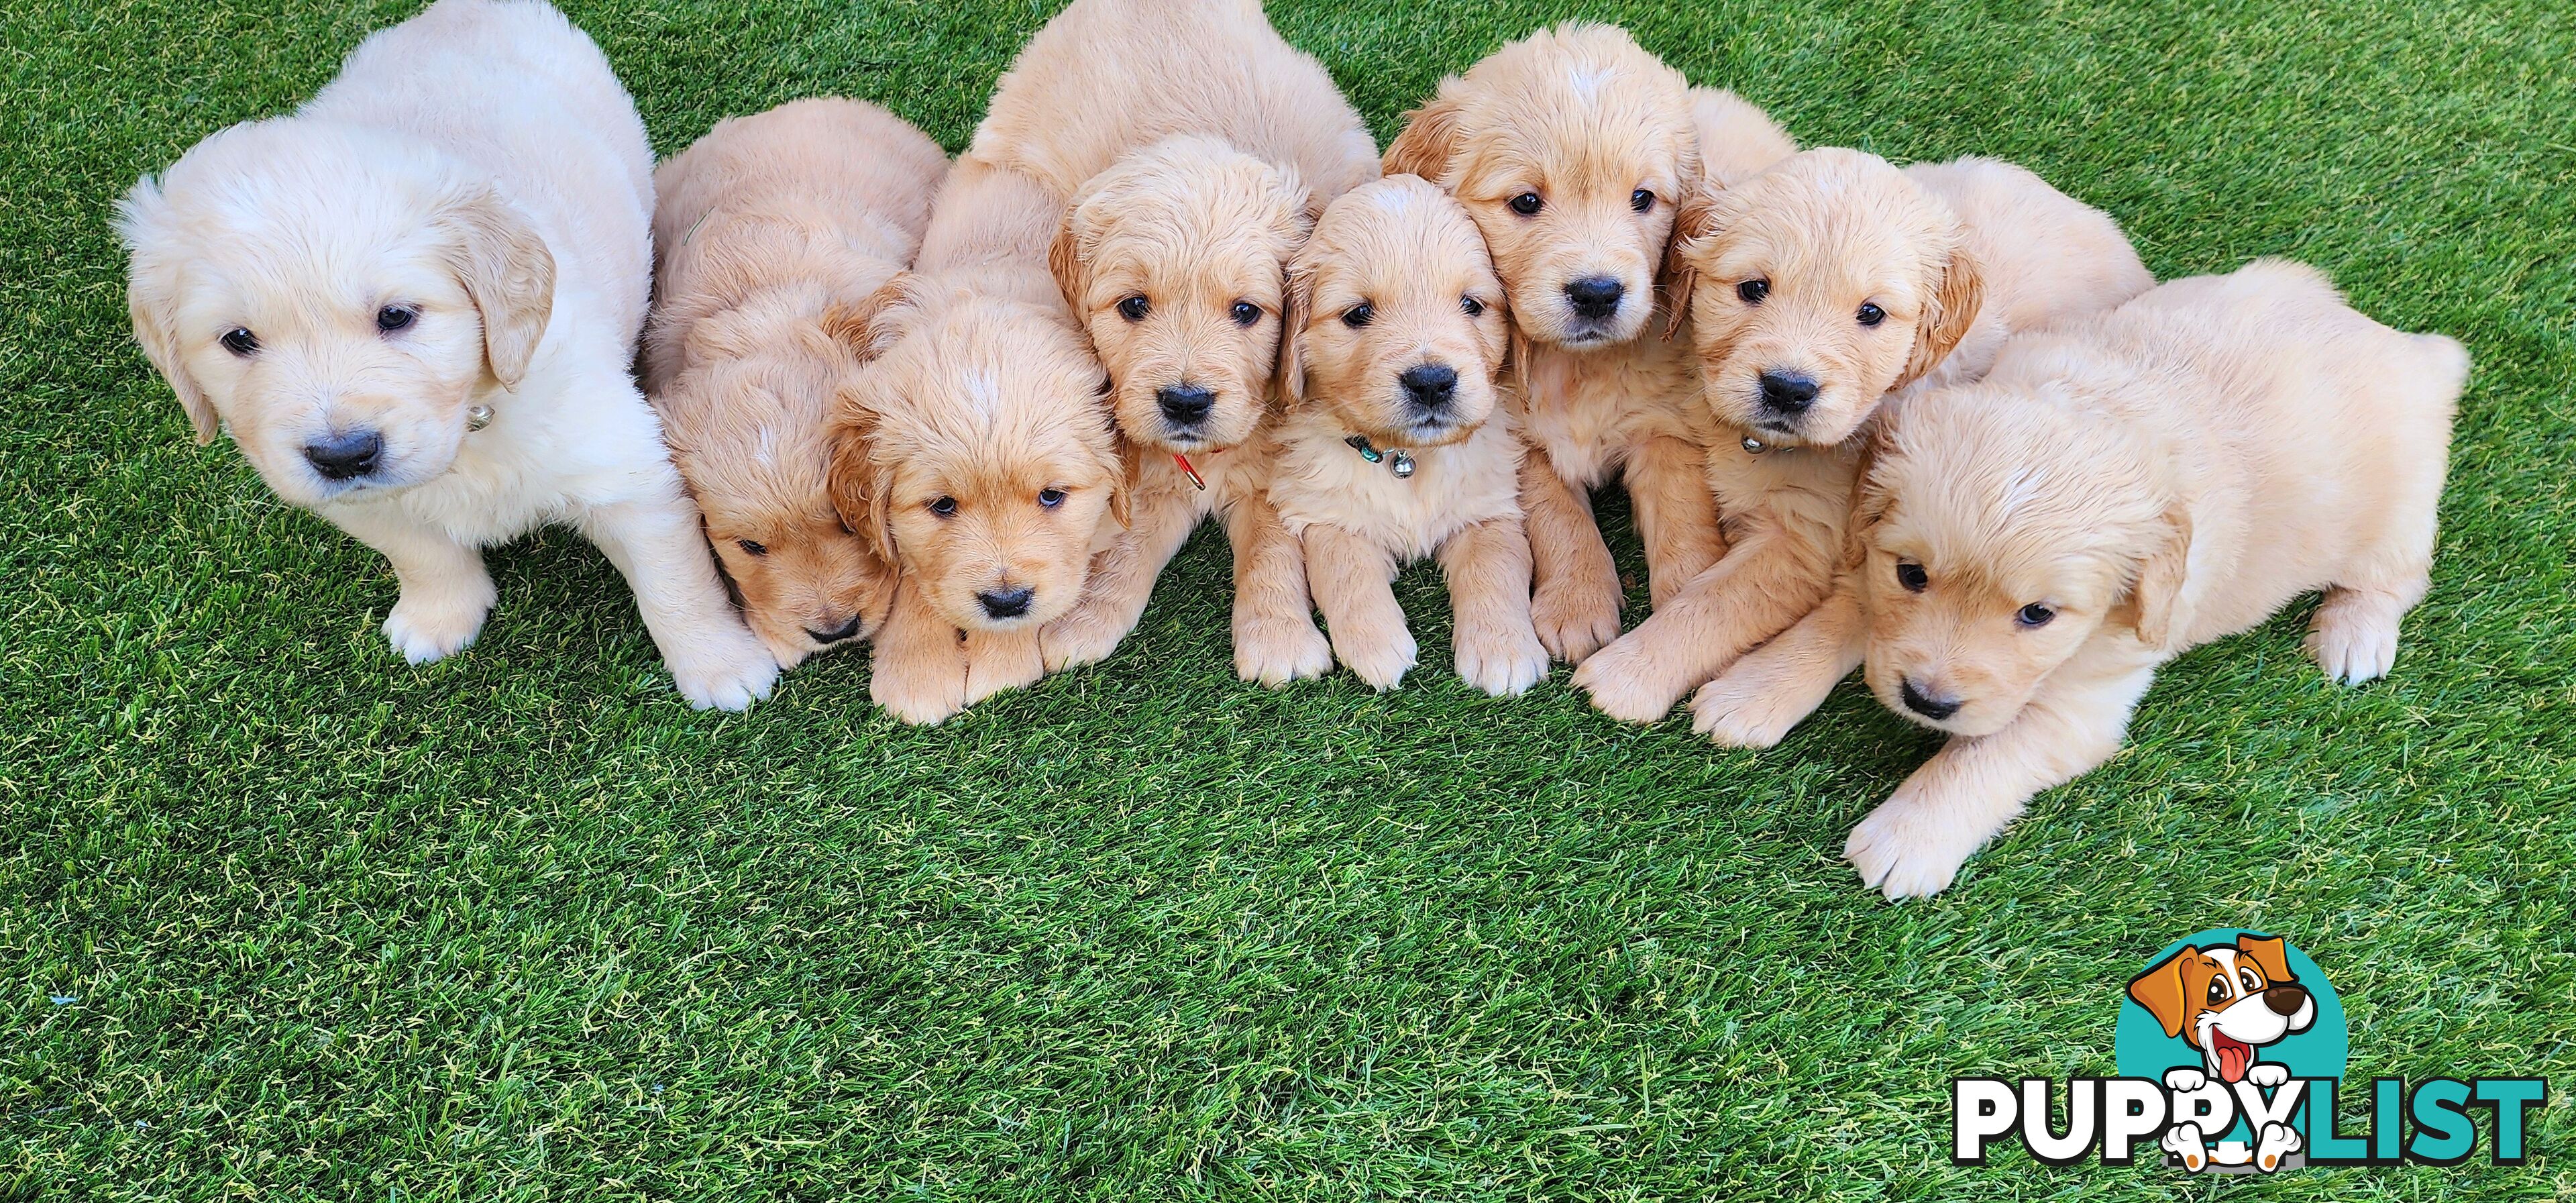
[3,0,2572,1196]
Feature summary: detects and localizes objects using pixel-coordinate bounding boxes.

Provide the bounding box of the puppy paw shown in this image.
[669,635,779,713]
[1455,624,1548,697]
[963,630,1045,704]
[1570,637,1683,725]
[2162,1123,2210,1172]
[872,655,969,725]
[382,578,497,665]
[1234,613,1332,688]
[2255,1121,2302,1171]
[2162,1067,2208,1093]
[1690,670,1810,749]
[1333,626,1417,692]
[2306,593,2402,685]
[2247,1062,2290,1090]
[1531,576,1621,665]
[1843,796,1985,900]
[1040,601,1131,672]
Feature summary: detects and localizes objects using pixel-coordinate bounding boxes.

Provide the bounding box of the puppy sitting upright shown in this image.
[117,0,775,709]
[1269,176,1546,694]
[1843,260,2466,898]
[645,98,947,668]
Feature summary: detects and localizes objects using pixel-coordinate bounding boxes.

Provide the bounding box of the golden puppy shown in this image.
[1387,23,1797,663]
[644,98,946,668]
[1841,260,2465,898]
[1572,148,2153,725]
[1269,176,1545,694]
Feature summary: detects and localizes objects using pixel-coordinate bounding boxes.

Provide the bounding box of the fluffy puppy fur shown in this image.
[1269,176,1546,694]
[117,0,775,709]
[643,98,947,668]
[1386,23,1798,664]
[1572,148,2153,725]
[1839,261,2465,898]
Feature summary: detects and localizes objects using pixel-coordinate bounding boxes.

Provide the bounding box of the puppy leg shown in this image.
[1223,492,1332,687]
[1690,576,1865,748]
[334,507,496,665]
[1041,482,1199,671]
[1521,453,1622,664]
[1438,516,1548,696]
[579,492,779,711]
[1625,434,1727,609]
[1844,657,2158,900]
[2310,481,2438,685]
[1571,523,1833,723]
[1303,525,1415,690]
[963,626,1044,704]
[869,576,969,724]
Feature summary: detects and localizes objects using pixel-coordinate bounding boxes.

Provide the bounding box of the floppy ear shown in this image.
[825,403,898,566]
[1275,259,1313,406]
[1102,427,1140,531]
[1894,234,1984,390]
[1841,469,1895,570]
[826,270,925,365]
[1047,205,1088,314]
[2123,500,2194,650]
[439,189,555,389]
[115,179,220,444]
[1660,185,1728,341]
[2127,949,2199,1039]
[1382,93,1464,181]
[2236,935,2297,986]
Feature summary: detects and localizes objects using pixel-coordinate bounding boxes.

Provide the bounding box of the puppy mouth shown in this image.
[2210,1031,2256,1084]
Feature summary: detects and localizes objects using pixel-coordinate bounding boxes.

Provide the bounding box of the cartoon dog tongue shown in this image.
[2212,1031,2255,1083]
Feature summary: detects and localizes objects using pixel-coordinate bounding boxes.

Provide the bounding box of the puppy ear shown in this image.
[826,384,897,564]
[2236,935,2297,986]
[2123,500,2194,650]
[2127,949,2198,1039]
[1660,184,1728,342]
[439,189,555,389]
[1383,93,1464,182]
[1894,235,1985,390]
[1841,467,1896,571]
[826,270,925,365]
[115,178,220,444]
[1103,429,1140,531]
[1047,205,1087,315]
[1275,259,1313,406]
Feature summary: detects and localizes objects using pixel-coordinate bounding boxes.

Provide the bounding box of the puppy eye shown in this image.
[1460,295,1485,318]
[1230,301,1261,327]
[1856,302,1887,327]
[1896,561,1929,592]
[737,539,767,557]
[2015,603,2055,628]
[2207,978,2228,1004]
[1736,279,1769,305]
[1342,302,1375,329]
[927,496,958,517]
[376,305,418,333]
[1507,192,1543,217]
[2240,968,2261,992]
[221,328,260,357]
[1037,487,1067,509]
[1630,189,1655,213]
[1117,295,1150,322]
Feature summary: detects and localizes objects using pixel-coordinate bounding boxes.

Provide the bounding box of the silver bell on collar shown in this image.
[466,403,495,433]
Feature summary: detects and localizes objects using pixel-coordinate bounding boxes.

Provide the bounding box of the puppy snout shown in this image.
[2262,985,2309,1016]
[1156,384,1215,427]
[1757,370,1820,416]
[1900,678,1963,721]
[806,614,865,645]
[303,429,384,480]
[1399,363,1457,413]
[1564,276,1625,321]
[977,584,1036,620]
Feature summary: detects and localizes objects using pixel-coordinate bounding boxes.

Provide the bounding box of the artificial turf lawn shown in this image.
[4,0,2573,1196]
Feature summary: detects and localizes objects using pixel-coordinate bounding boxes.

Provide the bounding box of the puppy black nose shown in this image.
[806,614,865,645]
[303,429,383,480]
[1900,678,1963,721]
[1399,363,1457,412]
[1156,384,1214,425]
[1758,370,1820,415]
[977,586,1035,619]
[2262,985,2308,1016]
[1564,276,1624,320]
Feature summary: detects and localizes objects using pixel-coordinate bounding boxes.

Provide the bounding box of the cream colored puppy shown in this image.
[1573,148,2153,725]
[1270,176,1545,694]
[1387,23,1798,663]
[1841,260,2465,898]
[644,98,947,668]
[117,0,775,709]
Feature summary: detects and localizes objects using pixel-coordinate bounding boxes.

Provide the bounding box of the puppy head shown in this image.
[1052,136,1313,454]
[115,120,553,507]
[1282,176,1507,449]
[1853,385,2184,737]
[2129,936,2316,1082]
[1385,22,1699,350]
[1671,148,1984,448]
[827,274,1126,633]
[661,299,893,668]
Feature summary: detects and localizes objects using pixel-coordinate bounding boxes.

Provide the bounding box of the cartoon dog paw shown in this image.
[2247,1063,2290,1090]
[2161,1122,2210,1172]
[2162,1067,2208,1093]
[2255,1120,2302,1172]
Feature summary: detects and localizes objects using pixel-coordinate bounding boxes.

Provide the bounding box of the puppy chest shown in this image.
[1521,345,1702,486]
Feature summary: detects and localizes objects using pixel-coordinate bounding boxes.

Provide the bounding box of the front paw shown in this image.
[1531,574,1621,665]
[1690,670,1807,749]
[382,577,497,665]
[1455,623,1548,697]
[1332,625,1417,691]
[1844,794,1989,900]
[872,649,969,725]
[2255,1121,2302,1171]
[2162,1067,2208,1093]
[1040,600,1132,672]
[2246,1063,2289,1089]
[1235,612,1332,688]
[668,624,778,712]
[2162,1122,2210,1172]
[1569,635,1682,724]
[963,630,1045,704]
[2306,603,2400,686]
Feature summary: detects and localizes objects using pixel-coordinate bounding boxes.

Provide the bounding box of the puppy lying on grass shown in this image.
[117,0,776,709]
[1269,176,1547,694]
[644,98,947,669]
[1841,260,2466,898]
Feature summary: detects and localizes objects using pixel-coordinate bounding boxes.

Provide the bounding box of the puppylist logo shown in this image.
[1952,929,2546,1173]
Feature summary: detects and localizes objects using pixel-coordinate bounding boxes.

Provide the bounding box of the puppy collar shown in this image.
[466,403,495,433]
[1344,435,1415,479]
[1172,452,1206,490]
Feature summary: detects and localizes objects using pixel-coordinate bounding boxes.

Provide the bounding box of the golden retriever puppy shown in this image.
[1269,176,1545,694]
[643,98,947,668]
[1386,23,1798,664]
[1841,261,2465,898]
[116,0,777,709]
[1572,148,2153,725]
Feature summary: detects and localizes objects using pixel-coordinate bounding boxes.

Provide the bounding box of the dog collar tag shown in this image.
[1389,450,1415,478]
[1740,435,1767,454]
[1173,452,1206,490]
[466,404,495,433]
[1344,435,1415,479]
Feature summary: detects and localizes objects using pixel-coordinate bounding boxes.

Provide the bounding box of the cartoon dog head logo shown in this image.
[2127,933,2318,1086]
